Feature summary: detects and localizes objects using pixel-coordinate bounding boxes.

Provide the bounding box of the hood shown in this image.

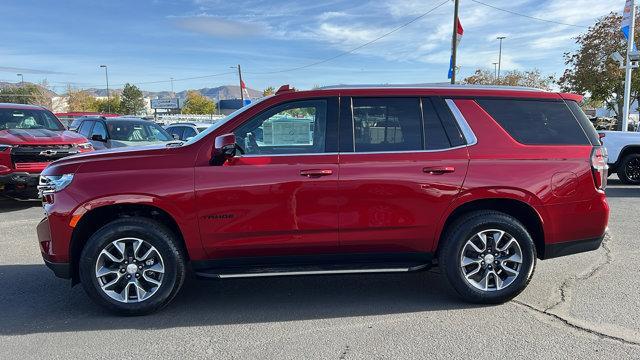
[0,128,88,145]
[42,143,183,176]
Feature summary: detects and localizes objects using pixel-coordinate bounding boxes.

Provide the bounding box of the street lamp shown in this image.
[17,73,24,85]
[497,36,506,80]
[492,62,498,82]
[99,65,110,113]
[170,77,174,96]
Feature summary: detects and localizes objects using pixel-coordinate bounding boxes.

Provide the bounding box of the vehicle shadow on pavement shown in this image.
[605,182,640,198]
[0,264,475,335]
[0,198,41,212]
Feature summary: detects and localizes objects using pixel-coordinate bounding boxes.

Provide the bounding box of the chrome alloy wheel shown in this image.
[459,229,523,292]
[95,238,165,303]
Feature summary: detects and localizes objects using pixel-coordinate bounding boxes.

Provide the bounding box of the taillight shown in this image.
[590,146,608,191]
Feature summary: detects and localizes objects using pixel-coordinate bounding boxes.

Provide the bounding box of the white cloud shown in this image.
[172,15,268,37]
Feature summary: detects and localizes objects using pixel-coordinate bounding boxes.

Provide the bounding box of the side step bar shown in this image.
[195,264,430,279]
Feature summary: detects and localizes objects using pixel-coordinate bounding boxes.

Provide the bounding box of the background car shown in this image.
[74,117,173,150]
[56,112,120,130]
[0,103,93,198]
[164,122,211,141]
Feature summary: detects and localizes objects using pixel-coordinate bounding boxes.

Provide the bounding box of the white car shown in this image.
[600,130,640,184]
[164,122,211,141]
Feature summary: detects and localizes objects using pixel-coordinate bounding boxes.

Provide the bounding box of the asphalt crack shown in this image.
[514,233,640,347]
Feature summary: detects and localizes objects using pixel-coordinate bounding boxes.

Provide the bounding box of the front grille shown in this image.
[11,145,79,164]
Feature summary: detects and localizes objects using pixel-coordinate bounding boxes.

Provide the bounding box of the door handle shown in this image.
[300,169,333,178]
[423,166,455,175]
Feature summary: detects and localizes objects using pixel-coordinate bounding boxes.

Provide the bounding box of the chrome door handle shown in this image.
[300,169,333,178]
[423,166,455,175]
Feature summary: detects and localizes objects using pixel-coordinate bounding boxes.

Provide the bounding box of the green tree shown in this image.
[120,83,145,114]
[463,68,555,90]
[0,84,46,105]
[182,90,215,114]
[559,12,640,129]
[263,86,275,96]
[94,94,121,113]
[66,86,97,111]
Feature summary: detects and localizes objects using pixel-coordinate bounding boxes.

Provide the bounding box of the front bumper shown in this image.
[37,216,71,279]
[0,172,40,187]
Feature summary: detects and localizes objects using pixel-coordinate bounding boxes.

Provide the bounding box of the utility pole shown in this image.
[492,62,498,80]
[230,65,245,103]
[450,0,460,84]
[17,73,23,85]
[170,77,175,96]
[623,0,636,132]
[99,65,110,113]
[497,36,506,80]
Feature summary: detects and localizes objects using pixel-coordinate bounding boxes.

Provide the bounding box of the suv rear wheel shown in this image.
[439,210,536,304]
[79,217,186,315]
[617,153,640,185]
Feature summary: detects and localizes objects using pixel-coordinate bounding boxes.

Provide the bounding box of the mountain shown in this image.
[0,81,58,98]
[82,85,262,101]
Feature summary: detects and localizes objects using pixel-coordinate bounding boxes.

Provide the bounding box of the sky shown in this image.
[0,0,624,94]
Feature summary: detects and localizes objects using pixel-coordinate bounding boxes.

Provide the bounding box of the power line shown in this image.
[470,0,589,29]
[246,0,450,75]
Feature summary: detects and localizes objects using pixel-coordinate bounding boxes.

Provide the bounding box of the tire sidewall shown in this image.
[79,218,184,315]
[618,154,640,185]
[441,212,536,303]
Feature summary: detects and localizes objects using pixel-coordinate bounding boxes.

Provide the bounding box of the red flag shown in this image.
[240,80,246,89]
[455,18,464,47]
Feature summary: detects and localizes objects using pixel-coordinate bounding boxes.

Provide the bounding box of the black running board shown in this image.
[194,263,430,279]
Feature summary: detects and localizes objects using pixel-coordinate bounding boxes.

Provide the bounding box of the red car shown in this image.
[37,85,609,315]
[0,103,93,198]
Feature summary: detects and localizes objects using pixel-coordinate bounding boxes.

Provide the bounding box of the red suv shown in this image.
[0,103,93,198]
[37,85,609,315]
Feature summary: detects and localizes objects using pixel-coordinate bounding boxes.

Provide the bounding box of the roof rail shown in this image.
[317,83,547,92]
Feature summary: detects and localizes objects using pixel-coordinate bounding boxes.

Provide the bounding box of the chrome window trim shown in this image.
[445,99,477,146]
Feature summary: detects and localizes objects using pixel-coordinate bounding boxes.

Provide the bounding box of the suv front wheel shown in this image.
[439,210,536,304]
[79,217,186,315]
[617,153,640,185]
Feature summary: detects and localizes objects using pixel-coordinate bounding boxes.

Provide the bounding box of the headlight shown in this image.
[76,142,93,150]
[0,144,12,152]
[38,174,74,195]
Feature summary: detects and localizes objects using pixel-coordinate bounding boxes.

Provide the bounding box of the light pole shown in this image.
[17,73,24,85]
[170,77,175,96]
[99,65,110,113]
[492,62,498,79]
[230,65,244,103]
[497,36,506,80]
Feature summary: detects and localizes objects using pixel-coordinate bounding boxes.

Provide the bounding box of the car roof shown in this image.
[0,103,47,110]
[317,83,548,92]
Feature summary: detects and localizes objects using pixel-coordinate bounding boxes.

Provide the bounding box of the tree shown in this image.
[263,86,275,96]
[463,68,555,91]
[0,83,48,106]
[120,83,145,115]
[182,90,215,114]
[94,95,121,113]
[559,12,640,129]
[67,86,97,111]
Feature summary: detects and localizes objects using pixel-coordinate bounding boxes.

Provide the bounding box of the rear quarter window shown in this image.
[476,99,590,145]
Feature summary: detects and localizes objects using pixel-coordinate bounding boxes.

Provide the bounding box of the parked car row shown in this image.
[35,84,610,315]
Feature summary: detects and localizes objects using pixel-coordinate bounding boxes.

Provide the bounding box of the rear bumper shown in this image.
[543,233,605,259]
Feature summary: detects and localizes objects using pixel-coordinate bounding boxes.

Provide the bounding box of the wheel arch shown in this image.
[69,202,189,284]
[435,193,546,259]
[616,145,640,166]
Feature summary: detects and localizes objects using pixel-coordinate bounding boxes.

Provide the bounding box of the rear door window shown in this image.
[183,127,197,139]
[167,126,184,140]
[352,98,423,152]
[421,98,452,150]
[476,99,590,145]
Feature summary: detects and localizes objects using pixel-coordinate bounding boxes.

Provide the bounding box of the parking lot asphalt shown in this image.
[0,178,639,359]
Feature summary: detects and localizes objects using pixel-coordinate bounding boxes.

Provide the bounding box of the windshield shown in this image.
[106,120,172,142]
[184,96,271,145]
[0,108,65,131]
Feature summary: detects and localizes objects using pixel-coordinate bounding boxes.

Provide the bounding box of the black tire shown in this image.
[438,210,536,304]
[617,153,640,185]
[79,217,186,315]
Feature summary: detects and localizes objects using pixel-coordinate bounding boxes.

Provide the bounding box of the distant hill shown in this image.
[0,81,58,98]
[82,85,262,101]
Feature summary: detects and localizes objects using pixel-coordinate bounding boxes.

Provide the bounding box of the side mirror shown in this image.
[91,134,106,142]
[172,133,180,140]
[213,133,237,164]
